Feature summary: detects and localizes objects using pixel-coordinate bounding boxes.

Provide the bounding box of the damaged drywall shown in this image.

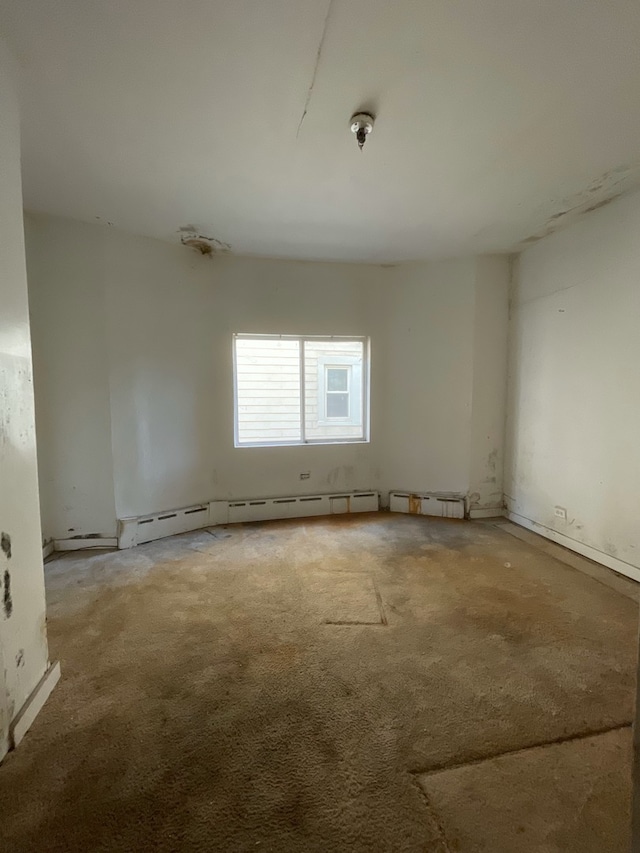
[178,225,231,256]
[296,0,335,137]
[0,34,53,760]
[2,571,12,619]
[1,532,11,621]
[0,532,10,559]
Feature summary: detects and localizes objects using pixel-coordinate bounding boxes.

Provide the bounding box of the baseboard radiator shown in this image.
[389,490,466,519]
[119,491,380,549]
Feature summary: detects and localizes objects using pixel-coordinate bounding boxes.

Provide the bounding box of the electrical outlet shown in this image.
[554,506,567,520]
[300,471,310,480]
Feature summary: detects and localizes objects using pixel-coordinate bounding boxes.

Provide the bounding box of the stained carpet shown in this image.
[0,514,635,851]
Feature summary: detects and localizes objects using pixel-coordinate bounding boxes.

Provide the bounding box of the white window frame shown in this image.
[233,334,370,447]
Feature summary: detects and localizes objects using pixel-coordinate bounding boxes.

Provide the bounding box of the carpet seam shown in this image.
[371,573,389,626]
[414,721,632,777]
[410,773,454,853]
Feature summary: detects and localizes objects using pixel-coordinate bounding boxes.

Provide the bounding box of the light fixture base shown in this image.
[350,112,375,150]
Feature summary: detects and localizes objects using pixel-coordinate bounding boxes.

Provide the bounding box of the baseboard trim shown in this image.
[9,661,61,749]
[54,538,118,551]
[42,541,55,560]
[469,507,505,519]
[506,511,640,584]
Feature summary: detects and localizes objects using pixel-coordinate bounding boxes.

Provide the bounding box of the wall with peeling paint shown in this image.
[7,0,640,263]
[26,214,509,530]
[0,39,51,760]
[505,189,640,573]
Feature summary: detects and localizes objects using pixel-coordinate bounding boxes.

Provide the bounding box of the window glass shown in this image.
[234,335,368,446]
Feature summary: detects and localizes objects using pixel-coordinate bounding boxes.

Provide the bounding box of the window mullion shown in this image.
[299,338,306,442]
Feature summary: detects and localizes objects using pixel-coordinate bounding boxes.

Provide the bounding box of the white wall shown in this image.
[26,213,509,530]
[468,256,510,515]
[0,40,51,760]
[377,260,477,495]
[505,189,640,576]
[378,257,509,508]
[26,215,116,541]
[104,239,386,517]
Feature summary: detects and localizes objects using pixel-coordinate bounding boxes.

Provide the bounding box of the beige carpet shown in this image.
[0,514,636,851]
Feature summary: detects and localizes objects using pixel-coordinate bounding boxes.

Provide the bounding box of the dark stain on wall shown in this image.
[515,162,640,250]
[3,569,12,618]
[1,532,11,559]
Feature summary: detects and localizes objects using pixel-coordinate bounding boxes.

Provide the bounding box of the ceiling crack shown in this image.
[296,0,335,138]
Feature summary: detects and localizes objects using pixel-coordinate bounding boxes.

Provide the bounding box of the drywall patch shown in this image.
[3,570,12,618]
[1,532,11,559]
[178,225,231,256]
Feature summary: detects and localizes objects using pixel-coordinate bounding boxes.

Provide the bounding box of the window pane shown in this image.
[234,335,367,447]
[327,367,348,392]
[327,393,349,418]
[235,338,301,444]
[304,339,364,441]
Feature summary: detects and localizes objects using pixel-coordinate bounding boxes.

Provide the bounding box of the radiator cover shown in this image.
[389,491,466,519]
[118,491,380,549]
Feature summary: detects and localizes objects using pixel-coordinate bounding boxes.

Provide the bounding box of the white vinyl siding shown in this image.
[234,335,369,447]
[234,338,301,444]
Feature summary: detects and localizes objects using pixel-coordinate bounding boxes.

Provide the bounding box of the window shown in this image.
[316,354,362,427]
[326,368,349,418]
[234,335,369,446]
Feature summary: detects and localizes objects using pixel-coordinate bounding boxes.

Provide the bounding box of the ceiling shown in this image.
[3,0,640,262]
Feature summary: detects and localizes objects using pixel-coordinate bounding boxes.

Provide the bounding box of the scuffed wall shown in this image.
[0,39,50,759]
[505,189,640,573]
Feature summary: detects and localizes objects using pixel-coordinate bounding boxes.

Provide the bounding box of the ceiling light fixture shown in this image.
[350,112,375,151]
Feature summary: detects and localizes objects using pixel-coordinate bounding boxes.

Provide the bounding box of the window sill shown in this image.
[235,439,370,449]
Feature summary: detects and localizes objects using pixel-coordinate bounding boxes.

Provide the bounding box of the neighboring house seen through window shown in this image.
[233,334,369,446]
[326,367,349,418]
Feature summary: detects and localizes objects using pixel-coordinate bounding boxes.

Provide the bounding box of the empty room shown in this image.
[1,1,639,851]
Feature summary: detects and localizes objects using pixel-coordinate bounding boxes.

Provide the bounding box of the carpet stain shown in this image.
[0,515,635,852]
